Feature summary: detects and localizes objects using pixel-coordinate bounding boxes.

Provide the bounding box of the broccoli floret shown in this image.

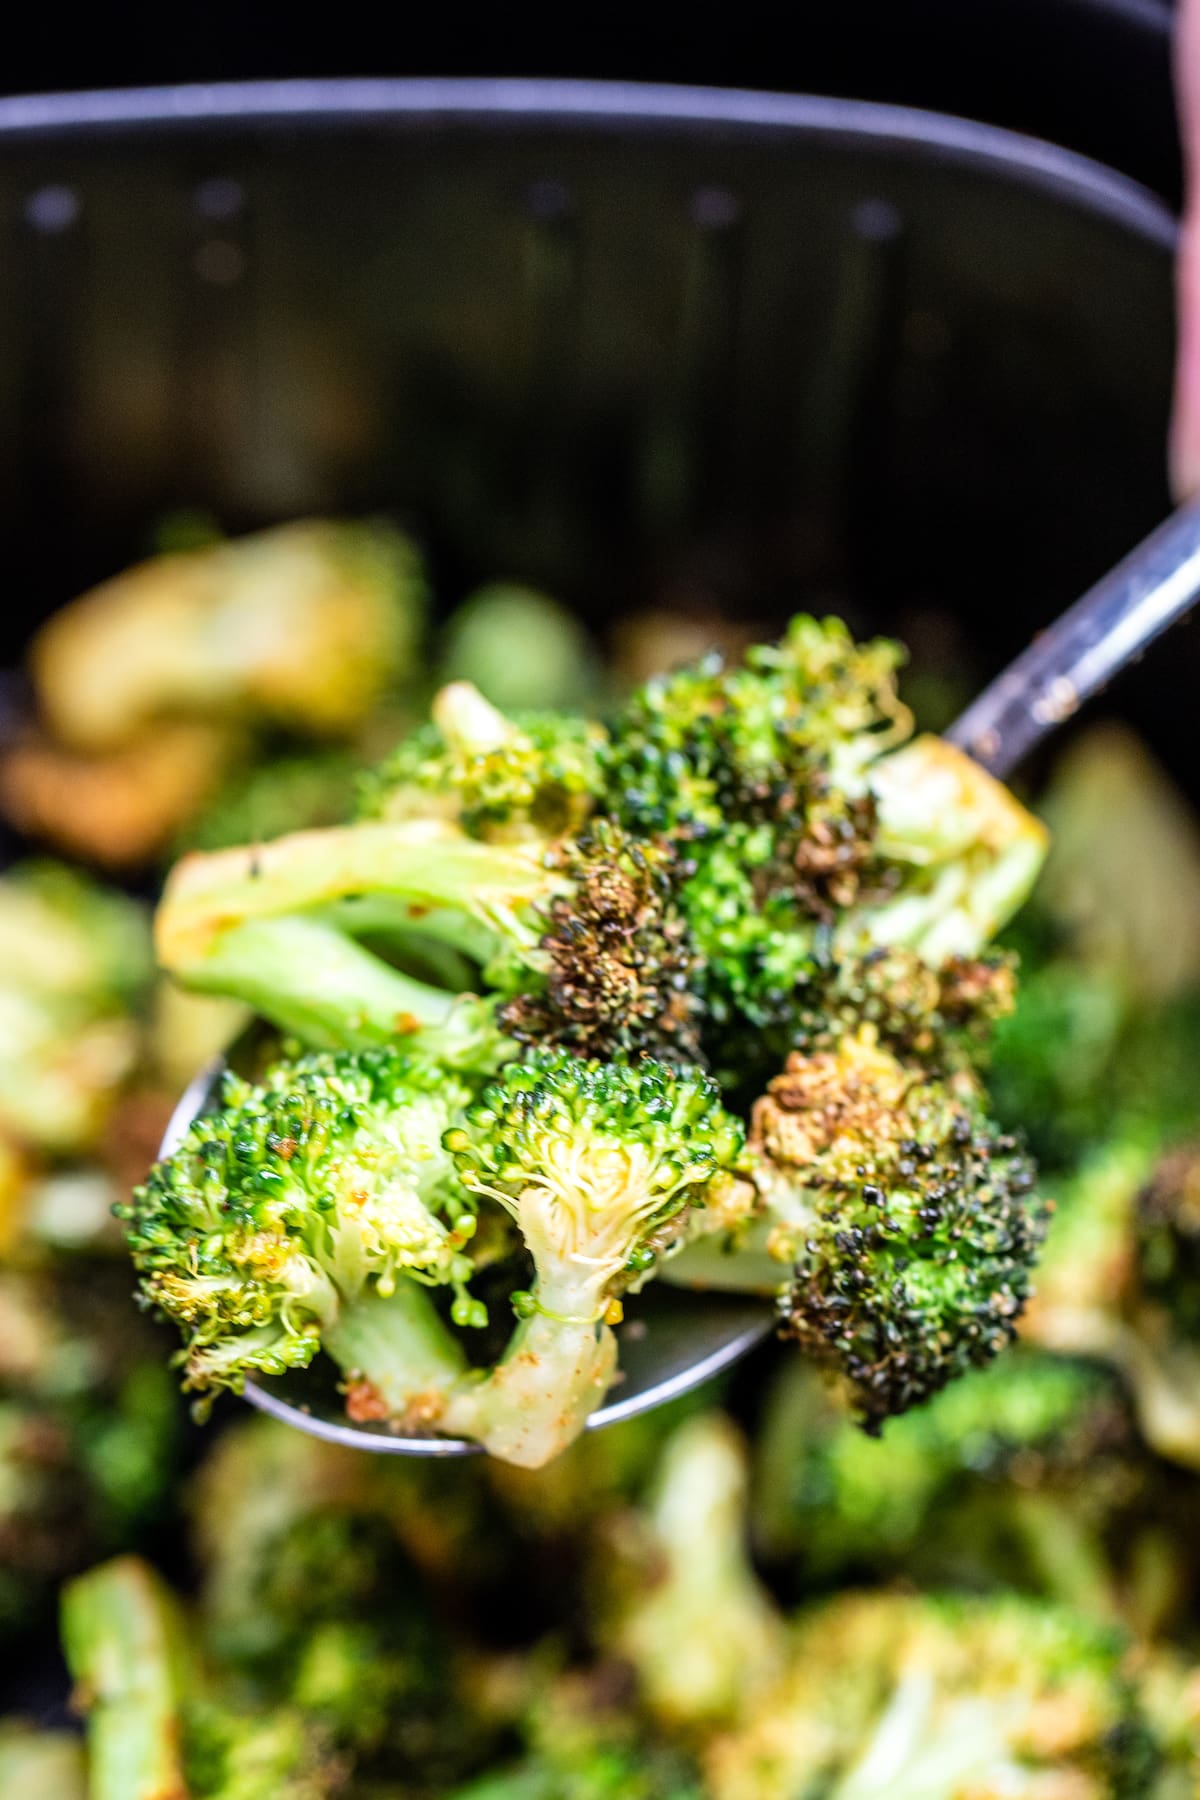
[32,518,428,751]
[158,801,700,1068]
[494,820,705,1065]
[603,615,911,838]
[704,1588,1164,1800]
[125,1038,746,1466]
[63,1556,344,1800]
[0,861,152,1154]
[122,1047,484,1416]
[671,1028,1048,1430]
[438,582,604,712]
[437,1053,748,1467]
[359,681,606,843]
[594,1412,784,1730]
[180,748,360,854]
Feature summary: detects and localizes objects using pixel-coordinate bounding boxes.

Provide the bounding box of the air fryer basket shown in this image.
[0,77,1182,779]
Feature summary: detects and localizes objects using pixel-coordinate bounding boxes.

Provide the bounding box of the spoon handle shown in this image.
[946,500,1200,780]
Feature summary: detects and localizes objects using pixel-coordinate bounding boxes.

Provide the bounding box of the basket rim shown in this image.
[0,76,1175,249]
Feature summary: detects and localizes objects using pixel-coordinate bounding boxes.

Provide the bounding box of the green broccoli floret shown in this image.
[359,680,607,843]
[437,1052,748,1467]
[121,1047,484,1416]
[704,1588,1163,1800]
[125,1044,744,1467]
[671,1028,1048,1430]
[0,861,152,1154]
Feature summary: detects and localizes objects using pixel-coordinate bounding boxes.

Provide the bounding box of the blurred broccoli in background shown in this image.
[751,1351,1195,1638]
[1,519,428,869]
[0,862,151,1161]
[437,582,604,712]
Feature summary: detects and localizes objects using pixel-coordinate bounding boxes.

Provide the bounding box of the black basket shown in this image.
[0,82,1178,725]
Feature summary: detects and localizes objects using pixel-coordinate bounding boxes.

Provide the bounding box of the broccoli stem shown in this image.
[441,1310,619,1469]
[61,1556,190,1800]
[322,1282,468,1414]
[157,822,546,972]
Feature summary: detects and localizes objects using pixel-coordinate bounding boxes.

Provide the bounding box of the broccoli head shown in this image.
[671,1027,1048,1430]
[359,680,606,843]
[122,1046,483,1415]
[603,618,1045,1067]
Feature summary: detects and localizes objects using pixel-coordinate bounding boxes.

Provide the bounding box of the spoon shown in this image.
[160,498,1200,1455]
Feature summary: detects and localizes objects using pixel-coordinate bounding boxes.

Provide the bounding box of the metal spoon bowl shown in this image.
[159,496,1200,1452]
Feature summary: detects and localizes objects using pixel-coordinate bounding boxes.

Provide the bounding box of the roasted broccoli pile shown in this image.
[126,612,1052,1463]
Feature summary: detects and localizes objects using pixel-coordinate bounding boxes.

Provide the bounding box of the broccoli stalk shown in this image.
[61,1555,190,1800]
[158,794,701,1068]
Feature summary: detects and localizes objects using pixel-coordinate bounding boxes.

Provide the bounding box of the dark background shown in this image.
[3,0,1182,199]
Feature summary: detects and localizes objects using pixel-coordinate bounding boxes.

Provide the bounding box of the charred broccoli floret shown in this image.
[603,617,1045,1069]
[121,1047,484,1415]
[158,792,700,1067]
[764,1032,1047,1428]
